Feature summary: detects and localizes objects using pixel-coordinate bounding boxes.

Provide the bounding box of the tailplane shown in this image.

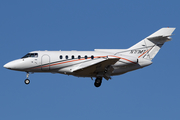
[127,27,176,60]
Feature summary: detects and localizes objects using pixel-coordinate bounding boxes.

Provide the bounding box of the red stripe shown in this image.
[31,55,136,70]
[138,47,152,58]
[108,55,137,64]
[30,56,107,70]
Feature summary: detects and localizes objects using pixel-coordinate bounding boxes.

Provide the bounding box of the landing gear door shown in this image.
[41,55,50,71]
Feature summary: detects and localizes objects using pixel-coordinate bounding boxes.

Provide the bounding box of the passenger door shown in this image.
[41,55,50,71]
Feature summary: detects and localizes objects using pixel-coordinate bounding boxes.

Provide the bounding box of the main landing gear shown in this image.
[24,72,30,85]
[94,77,102,87]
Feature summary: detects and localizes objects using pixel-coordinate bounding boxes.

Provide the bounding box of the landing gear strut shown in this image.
[24,72,30,85]
[94,77,102,87]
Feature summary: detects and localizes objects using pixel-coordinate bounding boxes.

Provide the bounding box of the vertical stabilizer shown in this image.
[127,28,176,60]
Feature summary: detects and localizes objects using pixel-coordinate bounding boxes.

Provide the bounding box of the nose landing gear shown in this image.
[24,72,30,85]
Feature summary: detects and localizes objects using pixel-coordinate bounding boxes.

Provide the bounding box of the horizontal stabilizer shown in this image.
[147,28,175,39]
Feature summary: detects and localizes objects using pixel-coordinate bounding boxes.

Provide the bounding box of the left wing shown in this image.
[72,56,119,79]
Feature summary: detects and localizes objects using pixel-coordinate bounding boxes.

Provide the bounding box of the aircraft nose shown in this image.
[4,59,25,71]
[3,60,21,70]
[4,62,13,69]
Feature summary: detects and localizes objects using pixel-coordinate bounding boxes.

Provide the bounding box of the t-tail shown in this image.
[127,27,176,60]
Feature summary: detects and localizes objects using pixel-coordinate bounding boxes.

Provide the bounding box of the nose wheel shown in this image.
[24,79,30,84]
[24,72,30,85]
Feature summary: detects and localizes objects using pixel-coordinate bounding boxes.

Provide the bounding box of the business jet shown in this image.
[3,27,175,87]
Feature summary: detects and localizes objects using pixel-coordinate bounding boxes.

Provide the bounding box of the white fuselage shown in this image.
[4,50,152,77]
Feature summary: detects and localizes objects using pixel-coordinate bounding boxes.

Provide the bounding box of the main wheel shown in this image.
[94,77,102,87]
[24,79,30,85]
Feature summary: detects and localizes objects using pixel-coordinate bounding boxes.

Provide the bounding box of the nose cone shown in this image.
[4,61,16,69]
[4,62,12,69]
[3,59,24,70]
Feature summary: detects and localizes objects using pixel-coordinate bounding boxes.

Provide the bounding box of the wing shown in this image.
[72,56,119,79]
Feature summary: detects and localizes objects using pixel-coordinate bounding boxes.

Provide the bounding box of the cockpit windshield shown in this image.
[22,53,38,58]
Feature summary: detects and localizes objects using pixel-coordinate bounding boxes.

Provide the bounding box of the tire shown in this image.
[24,79,30,85]
[94,78,102,87]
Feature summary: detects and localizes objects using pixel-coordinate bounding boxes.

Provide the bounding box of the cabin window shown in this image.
[60,55,63,59]
[91,55,94,59]
[65,55,68,59]
[85,55,88,59]
[78,55,81,59]
[72,55,74,59]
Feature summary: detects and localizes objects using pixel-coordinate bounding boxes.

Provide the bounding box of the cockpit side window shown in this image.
[22,53,38,58]
[34,53,38,57]
[22,53,30,58]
